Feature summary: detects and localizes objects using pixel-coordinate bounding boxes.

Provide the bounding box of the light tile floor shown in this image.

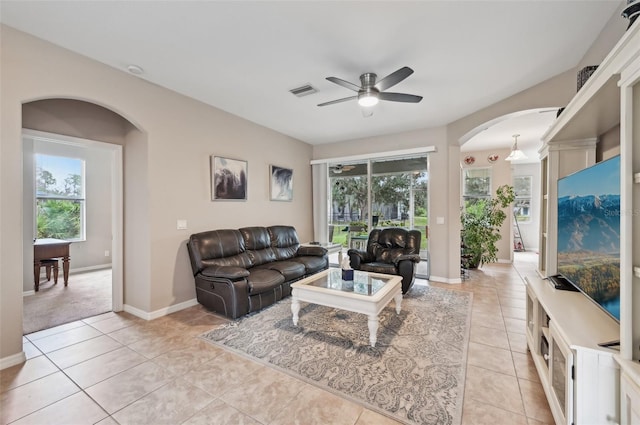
[1,252,552,425]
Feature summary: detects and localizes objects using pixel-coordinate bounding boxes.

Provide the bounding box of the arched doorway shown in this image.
[458,107,558,264]
[21,98,140,334]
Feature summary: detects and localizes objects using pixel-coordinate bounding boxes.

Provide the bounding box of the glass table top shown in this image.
[303,268,393,296]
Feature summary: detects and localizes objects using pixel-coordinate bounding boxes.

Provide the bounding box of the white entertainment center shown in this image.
[525,18,640,425]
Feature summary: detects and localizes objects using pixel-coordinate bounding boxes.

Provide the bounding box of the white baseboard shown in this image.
[69,264,112,274]
[0,351,26,370]
[124,298,199,321]
[429,275,462,284]
[498,259,512,264]
[23,290,35,297]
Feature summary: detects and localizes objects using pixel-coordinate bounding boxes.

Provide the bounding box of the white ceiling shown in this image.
[0,1,622,151]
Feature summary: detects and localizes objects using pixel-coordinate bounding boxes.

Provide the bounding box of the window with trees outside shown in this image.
[328,155,428,252]
[513,175,532,222]
[35,154,85,241]
[463,167,491,204]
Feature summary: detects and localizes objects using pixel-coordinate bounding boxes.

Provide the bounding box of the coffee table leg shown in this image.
[291,298,300,325]
[394,292,403,314]
[368,315,379,347]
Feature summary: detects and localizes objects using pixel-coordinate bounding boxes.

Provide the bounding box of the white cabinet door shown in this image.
[549,321,574,425]
[622,373,640,425]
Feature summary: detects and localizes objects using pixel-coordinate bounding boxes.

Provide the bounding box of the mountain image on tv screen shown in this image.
[557,155,620,321]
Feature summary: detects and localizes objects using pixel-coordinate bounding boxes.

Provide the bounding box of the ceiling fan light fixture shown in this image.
[318,66,420,109]
[505,134,528,161]
[358,92,379,107]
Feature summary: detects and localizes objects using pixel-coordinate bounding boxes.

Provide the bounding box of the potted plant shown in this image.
[461,184,515,268]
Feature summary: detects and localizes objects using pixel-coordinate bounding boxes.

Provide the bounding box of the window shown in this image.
[328,155,428,251]
[463,167,491,203]
[514,175,532,222]
[35,154,85,240]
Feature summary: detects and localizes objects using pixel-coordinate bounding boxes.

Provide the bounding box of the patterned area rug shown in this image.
[201,285,472,425]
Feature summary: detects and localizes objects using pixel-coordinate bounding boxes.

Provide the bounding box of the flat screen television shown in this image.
[557,155,620,322]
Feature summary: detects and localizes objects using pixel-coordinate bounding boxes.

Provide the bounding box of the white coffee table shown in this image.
[290,268,402,347]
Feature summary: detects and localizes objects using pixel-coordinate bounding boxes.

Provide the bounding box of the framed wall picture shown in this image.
[270,164,293,201]
[211,156,248,201]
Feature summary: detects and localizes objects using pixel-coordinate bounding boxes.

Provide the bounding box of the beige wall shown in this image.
[1,25,314,362]
[576,1,628,75]
[22,99,129,146]
[598,124,621,161]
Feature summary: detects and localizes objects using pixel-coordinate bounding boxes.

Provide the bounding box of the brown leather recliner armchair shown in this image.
[347,228,422,294]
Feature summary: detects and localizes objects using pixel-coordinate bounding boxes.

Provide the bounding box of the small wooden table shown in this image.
[34,238,71,291]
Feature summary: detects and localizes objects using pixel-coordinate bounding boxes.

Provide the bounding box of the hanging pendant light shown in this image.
[505,134,527,161]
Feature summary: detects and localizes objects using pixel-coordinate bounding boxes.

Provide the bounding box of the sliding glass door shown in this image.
[328,161,369,251]
[328,154,429,278]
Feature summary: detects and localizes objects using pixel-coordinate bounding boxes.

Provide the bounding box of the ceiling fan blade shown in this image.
[378,92,423,103]
[374,66,414,91]
[317,96,357,107]
[326,77,361,92]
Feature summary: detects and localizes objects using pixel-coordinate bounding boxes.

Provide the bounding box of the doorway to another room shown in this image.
[22,130,123,335]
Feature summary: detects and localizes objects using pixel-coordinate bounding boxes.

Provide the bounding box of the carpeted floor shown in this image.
[201,284,472,425]
[23,268,112,335]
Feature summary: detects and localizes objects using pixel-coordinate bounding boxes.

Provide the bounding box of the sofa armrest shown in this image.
[297,245,328,257]
[393,254,421,266]
[347,249,373,269]
[200,265,250,281]
[194,272,250,319]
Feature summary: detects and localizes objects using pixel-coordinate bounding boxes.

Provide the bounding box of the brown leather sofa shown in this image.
[187,225,328,319]
[347,228,421,294]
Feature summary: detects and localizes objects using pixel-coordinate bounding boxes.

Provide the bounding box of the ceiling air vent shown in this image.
[289,84,318,97]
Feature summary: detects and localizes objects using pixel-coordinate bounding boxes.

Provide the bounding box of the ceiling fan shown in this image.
[318,66,423,109]
[330,164,356,174]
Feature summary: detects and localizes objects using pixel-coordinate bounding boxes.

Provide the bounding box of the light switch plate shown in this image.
[436,217,445,224]
[177,219,187,230]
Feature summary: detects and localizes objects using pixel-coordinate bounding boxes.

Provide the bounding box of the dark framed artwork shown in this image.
[211,156,248,201]
[270,165,293,201]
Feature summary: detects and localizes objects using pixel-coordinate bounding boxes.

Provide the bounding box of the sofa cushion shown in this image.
[248,249,277,267]
[201,265,250,280]
[359,262,397,275]
[268,225,300,260]
[291,256,328,275]
[240,226,271,250]
[240,227,277,266]
[202,253,253,270]
[377,228,407,248]
[257,260,305,281]
[246,268,286,294]
[375,248,405,264]
[195,229,245,255]
[188,229,248,273]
